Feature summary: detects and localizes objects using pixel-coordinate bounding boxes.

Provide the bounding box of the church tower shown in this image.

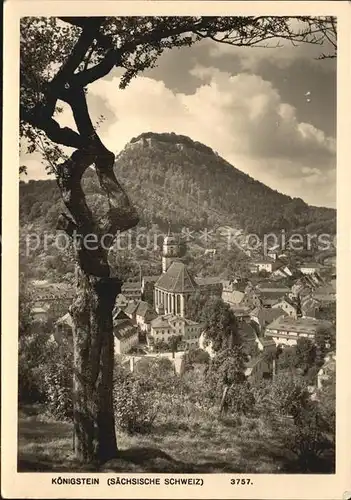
[162,232,183,273]
[155,229,195,317]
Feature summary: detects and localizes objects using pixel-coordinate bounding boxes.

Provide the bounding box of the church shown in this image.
[154,233,198,317]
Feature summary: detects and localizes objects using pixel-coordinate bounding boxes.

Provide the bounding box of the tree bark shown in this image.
[70,269,121,463]
[23,56,140,464]
[54,141,138,464]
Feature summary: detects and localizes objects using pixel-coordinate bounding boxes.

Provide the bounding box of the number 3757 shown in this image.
[230,478,253,485]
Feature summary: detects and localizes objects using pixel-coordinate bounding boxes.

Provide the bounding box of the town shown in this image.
[34,230,336,391]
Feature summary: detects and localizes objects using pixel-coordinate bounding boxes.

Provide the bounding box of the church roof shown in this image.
[155,261,198,293]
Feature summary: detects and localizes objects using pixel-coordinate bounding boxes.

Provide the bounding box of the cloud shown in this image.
[206,31,336,73]
[28,66,335,208]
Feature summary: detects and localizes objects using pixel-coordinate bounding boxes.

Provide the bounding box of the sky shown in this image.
[21,31,336,209]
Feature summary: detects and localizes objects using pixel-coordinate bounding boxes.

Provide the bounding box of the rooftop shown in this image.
[113,308,130,321]
[266,316,332,334]
[31,307,47,314]
[251,257,275,265]
[313,284,336,296]
[122,281,141,291]
[239,322,258,344]
[142,275,160,283]
[300,262,323,269]
[124,301,139,315]
[257,282,290,292]
[155,261,198,293]
[135,300,152,318]
[151,314,179,329]
[223,290,245,304]
[251,307,287,325]
[229,305,251,316]
[151,314,201,329]
[195,276,223,286]
[113,321,137,340]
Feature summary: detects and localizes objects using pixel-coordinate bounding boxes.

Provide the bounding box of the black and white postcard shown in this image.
[2,1,351,498]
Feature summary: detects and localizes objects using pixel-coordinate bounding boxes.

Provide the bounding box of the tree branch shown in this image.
[21,105,84,149]
[50,18,104,90]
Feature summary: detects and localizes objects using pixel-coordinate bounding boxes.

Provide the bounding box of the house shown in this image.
[312,283,336,303]
[54,312,74,345]
[249,257,277,274]
[250,306,287,333]
[31,306,48,323]
[250,257,287,275]
[135,301,157,332]
[124,301,139,322]
[272,298,298,318]
[115,293,128,310]
[256,337,277,353]
[244,354,274,384]
[53,309,139,356]
[299,262,323,275]
[301,295,321,318]
[264,316,333,347]
[229,305,252,323]
[179,319,205,349]
[258,291,283,308]
[290,275,316,299]
[242,289,261,309]
[256,282,290,295]
[271,264,293,278]
[222,288,245,305]
[121,281,142,302]
[222,278,249,294]
[195,276,223,298]
[222,286,260,310]
[149,314,203,349]
[113,311,139,355]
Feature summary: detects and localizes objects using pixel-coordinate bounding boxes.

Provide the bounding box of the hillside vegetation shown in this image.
[21,131,335,235]
[19,132,336,281]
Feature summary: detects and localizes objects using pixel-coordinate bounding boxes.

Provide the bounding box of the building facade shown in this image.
[265,316,333,347]
[149,314,203,348]
[272,298,298,318]
[113,309,139,355]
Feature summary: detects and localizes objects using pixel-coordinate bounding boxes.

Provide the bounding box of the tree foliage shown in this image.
[201,298,241,352]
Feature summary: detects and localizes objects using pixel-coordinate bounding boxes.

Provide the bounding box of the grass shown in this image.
[18,404,301,473]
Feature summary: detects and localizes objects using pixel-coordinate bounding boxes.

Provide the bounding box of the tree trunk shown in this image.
[49,95,139,463]
[70,267,121,464]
